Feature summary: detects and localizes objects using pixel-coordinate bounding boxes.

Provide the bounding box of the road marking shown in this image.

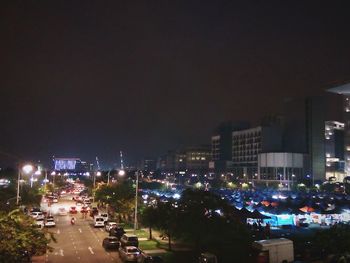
[60,249,64,256]
[78,228,82,233]
[100,228,103,232]
[88,246,95,254]
[57,229,60,234]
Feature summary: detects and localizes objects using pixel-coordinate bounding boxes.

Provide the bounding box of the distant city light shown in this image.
[22,164,34,174]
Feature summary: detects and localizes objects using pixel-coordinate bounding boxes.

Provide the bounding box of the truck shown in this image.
[252,238,294,263]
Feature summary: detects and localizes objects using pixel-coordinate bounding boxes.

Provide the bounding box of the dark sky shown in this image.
[1,1,350,168]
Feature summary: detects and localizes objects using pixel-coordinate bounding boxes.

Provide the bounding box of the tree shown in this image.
[0,209,55,263]
[174,189,252,262]
[95,180,135,222]
[313,224,350,258]
[141,206,158,240]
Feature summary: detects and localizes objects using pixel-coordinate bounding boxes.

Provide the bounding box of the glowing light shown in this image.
[96,171,102,176]
[173,193,181,199]
[22,164,34,174]
[118,170,125,176]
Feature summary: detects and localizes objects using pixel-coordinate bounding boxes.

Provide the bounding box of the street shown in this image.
[41,195,122,263]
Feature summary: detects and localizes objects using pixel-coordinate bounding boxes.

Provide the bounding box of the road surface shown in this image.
[41,194,122,263]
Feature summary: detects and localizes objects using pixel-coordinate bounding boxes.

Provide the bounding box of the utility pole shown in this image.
[134,171,139,233]
[16,168,21,205]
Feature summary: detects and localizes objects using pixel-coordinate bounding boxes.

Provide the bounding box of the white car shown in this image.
[105,222,117,232]
[58,207,67,216]
[94,216,105,227]
[100,213,109,222]
[119,246,142,262]
[44,218,56,227]
[30,212,44,220]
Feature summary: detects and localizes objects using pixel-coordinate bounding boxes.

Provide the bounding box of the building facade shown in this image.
[325,121,345,181]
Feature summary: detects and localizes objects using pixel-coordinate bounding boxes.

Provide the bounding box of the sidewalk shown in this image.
[141,228,192,252]
[32,255,46,263]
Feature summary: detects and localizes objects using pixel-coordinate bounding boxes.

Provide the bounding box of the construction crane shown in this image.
[95,156,101,171]
[120,151,124,170]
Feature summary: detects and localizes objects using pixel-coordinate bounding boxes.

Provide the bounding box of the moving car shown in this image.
[105,222,118,232]
[102,236,120,250]
[119,246,142,262]
[44,218,56,227]
[58,207,67,216]
[69,206,78,214]
[94,216,105,227]
[120,234,139,247]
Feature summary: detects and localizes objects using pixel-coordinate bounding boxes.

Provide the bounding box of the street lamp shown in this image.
[134,170,139,233]
[17,164,34,205]
[93,171,102,204]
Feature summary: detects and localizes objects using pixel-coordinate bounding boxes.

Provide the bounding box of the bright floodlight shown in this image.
[118,170,125,176]
[96,171,102,176]
[34,170,41,175]
[22,164,34,174]
[51,171,56,176]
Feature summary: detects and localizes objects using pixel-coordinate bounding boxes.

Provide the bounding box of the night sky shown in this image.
[1,1,350,168]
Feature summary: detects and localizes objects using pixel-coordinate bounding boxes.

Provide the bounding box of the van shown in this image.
[94,216,105,227]
[252,238,294,263]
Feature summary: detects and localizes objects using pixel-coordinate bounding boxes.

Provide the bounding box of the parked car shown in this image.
[105,222,118,232]
[110,227,126,240]
[94,216,105,227]
[90,207,98,217]
[35,218,45,229]
[100,213,109,222]
[30,211,44,220]
[120,234,139,247]
[102,236,120,250]
[45,218,56,227]
[119,246,142,262]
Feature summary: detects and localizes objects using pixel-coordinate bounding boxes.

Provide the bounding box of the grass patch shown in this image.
[139,240,159,250]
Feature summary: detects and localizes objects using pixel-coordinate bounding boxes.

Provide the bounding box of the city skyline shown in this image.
[1,1,350,166]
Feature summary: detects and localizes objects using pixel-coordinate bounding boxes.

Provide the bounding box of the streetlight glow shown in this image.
[22,164,34,174]
[118,170,125,176]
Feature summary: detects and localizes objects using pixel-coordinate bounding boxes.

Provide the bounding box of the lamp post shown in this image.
[17,164,34,205]
[134,170,139,233]
[93,171,101,204]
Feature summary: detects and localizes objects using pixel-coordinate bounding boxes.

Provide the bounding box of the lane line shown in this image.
[88,246,95,254]
[78,228,82,233]
[60,249,64,257]
[57,229,60,234]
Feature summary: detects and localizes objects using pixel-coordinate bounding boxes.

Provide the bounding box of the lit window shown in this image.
[201,157,206,160]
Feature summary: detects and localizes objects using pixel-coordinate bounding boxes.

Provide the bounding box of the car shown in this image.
[44,218,56,227]
[119,246,142,262]
[90,207,98,217]
[120,234,139,247]
[80,206,90,213]
[30,211,44,220]
[110,226,126,240]
[102,236,120,250]
[105,222,118,232]
[58,207,67,216]
[35,218,45,229]
[100,213,108,222]
[94,216,105,227]
[69,207,78,214]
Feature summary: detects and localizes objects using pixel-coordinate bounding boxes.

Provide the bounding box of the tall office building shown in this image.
[325,121,345,181]
[328,83,350,177]
[232,124,283,179]
[211,121,250,173]
[306,96,326,182]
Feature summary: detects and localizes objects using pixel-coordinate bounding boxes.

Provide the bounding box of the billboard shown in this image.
[54,158,79,171]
